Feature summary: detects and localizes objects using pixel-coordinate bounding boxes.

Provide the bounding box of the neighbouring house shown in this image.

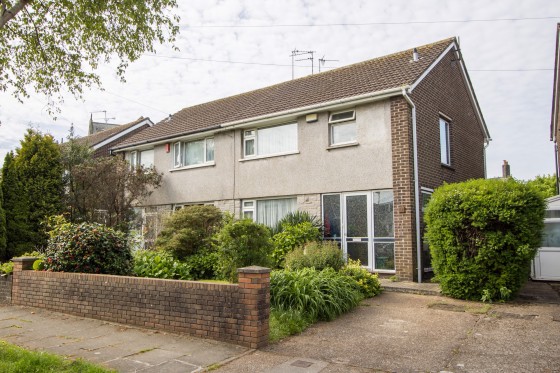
[551,23,560,193]
[112,37,490,282]
[74,116,154,158]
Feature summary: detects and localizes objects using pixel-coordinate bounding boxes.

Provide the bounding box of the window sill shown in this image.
[239,150,299,162]
[441,163,455,171]
[169,161,215,172]
[327,141,359,150]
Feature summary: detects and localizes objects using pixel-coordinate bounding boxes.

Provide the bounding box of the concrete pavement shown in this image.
[0,305,248,372]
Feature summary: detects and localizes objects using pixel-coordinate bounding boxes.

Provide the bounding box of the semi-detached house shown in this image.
[112,37,491,282]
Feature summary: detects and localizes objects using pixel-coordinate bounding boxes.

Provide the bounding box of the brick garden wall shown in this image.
[0,275,11,303]
[10,258,269,348]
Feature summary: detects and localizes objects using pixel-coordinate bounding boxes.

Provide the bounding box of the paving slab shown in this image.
[0,304,249,372]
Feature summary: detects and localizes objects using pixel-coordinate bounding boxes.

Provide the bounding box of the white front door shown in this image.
[532,218,560,281]
[344,192,372,268]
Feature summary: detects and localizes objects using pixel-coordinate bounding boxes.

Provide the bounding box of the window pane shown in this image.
[323,194,341,239]
[332,122,356,144]
[330,110,355,122]
[440,119,449,164]
[373,191,394,237]
[346,195,368,237]
[140,150,154,168]
[375,242,395,270]
[174,143,181,167]
[185,140,205,166]
[257,123,297,155]
[541,222,560,247]
[243,211,254,220]
[256,198,296,227]
[206,138,214,161]
[130,152,138,167]
[347,242,368,266]
[245,138,255,156]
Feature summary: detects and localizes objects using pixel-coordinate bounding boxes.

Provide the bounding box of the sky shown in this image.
[0,0,559,180]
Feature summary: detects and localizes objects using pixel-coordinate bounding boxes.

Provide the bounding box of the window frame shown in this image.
[241,197,297,227]
[172,137,215,169]
[243,123,298,158]
[328,109,357,146]
[439,117,451,166]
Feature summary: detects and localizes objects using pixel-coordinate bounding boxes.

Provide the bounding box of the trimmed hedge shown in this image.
[424,178,545,301]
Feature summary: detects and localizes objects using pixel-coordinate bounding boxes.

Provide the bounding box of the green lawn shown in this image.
[0,341,116,373]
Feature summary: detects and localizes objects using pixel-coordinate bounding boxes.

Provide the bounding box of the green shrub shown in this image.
[340,259,382,298]
[0,262,13,275]
[183,248,219,280]
[32,259,44,271]
[270,268,363,322]
[156,205,223,260]
[132,250,192,280]
[425,178,545,302]
[44,218,132,275]
[272,210,322,235]
[215,218,272,282]
[271,222,321,268]
[269,309,312,343]
[284,241,344,271]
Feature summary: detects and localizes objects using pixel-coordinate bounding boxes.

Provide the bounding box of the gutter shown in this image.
[401,88,423,284]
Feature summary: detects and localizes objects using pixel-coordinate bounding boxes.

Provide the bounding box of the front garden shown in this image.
[1,206,382,342]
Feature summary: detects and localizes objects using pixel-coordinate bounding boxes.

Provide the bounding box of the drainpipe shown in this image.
[401,88,422,283]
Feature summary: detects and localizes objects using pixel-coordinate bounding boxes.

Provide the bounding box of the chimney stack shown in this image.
[502,160,511,178]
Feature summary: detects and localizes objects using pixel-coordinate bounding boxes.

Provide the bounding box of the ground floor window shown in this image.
[242,197,297,227]
[322,190,395,272]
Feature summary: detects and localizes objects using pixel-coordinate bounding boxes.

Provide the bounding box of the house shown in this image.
[74,116,153,158]
[112,37,490,282]
[551,23,560,193]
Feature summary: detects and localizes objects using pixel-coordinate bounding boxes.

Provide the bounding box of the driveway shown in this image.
[215,291,560,373]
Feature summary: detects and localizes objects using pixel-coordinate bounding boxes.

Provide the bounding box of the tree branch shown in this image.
[0,0,30,29]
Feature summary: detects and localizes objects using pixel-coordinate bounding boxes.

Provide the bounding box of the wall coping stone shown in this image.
[238,266,271,274]
[12,257,39,263]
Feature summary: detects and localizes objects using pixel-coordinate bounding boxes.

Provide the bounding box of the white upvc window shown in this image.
[140,149,154,168]
[439,117,451,165]
[129,151,139,169]
[329,109,356,145]
[242,197,297,227]
[173,137,214,168]
[243,123,298,158]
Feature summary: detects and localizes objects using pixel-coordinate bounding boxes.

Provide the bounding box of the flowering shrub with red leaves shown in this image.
[44,217,132,275]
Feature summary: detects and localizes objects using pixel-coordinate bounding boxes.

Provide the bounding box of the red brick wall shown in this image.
[410,49,486,189]
[390,97,417,282]
[11,258,269,348]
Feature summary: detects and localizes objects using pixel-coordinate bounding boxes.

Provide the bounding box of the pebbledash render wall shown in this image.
[10,258,270,349]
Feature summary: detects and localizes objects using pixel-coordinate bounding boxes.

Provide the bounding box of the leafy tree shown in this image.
[525,174,556,199]
[0,0,179,113]
[1,151,33,258]
[66,156,162,231]
[14,129,63,249]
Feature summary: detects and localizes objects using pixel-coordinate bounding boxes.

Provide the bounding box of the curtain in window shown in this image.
[256,198,296,227]
[140,150,154,168]
[185,140,204,165]
[257,123,297,155]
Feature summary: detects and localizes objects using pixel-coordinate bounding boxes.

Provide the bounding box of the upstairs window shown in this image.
[243,123,298,158]
[140,149,154,168]
[129,151,138,168]
[173,137,214,168]
[439,118,451,165]
[329,109,356,145]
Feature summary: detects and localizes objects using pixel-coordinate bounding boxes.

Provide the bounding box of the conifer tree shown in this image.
[0,186,6,259]
[1,151,32,259]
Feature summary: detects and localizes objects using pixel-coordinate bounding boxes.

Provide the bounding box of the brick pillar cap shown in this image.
[237,266,271,274]
[12,257,39,263]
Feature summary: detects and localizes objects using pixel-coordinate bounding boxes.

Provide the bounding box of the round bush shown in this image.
[271,222,321,268]
[284,241,344,271]
[339,259,382,298]
[424,178,545,301]
[45,220,132,275]
[215,218,272,282]
[156,205,223,260]
[133,249,191,280]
